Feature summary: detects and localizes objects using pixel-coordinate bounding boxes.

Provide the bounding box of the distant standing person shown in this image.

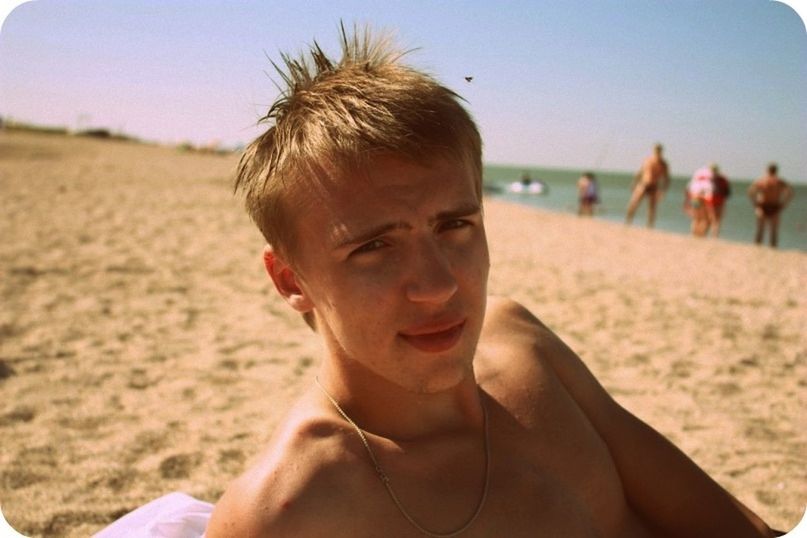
[747,163,794,247]
[707,163,731,238]
[626,143,670,227]
[685,165,712,237]
[577,171,599,216]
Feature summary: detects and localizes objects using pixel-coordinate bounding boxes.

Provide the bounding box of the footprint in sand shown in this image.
[159,453,201,479]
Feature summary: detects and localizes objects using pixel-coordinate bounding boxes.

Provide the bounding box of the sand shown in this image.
[1,130,804,536]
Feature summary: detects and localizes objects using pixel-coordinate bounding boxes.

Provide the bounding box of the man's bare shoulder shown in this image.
[206,394,371,537]
[480,296,558,349]
[475,297,569,385]
[477,296,606,407]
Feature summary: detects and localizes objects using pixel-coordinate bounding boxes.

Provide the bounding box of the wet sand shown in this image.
[1,131,804,535]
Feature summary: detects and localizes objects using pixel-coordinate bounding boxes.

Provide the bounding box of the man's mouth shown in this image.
[398,319,466,353]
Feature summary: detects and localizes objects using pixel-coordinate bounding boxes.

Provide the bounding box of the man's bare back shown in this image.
[749,174,792,209]
[209,298,768,538]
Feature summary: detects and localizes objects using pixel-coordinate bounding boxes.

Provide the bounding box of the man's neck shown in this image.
[315,359,483,441]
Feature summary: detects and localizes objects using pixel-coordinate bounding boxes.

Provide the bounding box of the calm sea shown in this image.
[483,165,807,252]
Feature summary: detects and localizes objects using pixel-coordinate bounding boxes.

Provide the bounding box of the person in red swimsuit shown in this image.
[705,163,731,237]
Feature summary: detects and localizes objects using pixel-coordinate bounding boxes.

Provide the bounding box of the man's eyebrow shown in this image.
[432,202,482,223]
[332,221,411,250]
[332,202,482,250]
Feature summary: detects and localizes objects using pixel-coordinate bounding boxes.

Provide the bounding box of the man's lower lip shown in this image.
[399,322,465,353]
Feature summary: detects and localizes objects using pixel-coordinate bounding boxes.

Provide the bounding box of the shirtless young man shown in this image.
[207,28,774,538]
[747,163,794,248]
[625,143,670,228]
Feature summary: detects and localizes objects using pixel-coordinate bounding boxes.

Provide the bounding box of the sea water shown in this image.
[484,165,807,252]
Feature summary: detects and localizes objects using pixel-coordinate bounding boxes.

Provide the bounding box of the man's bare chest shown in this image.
[340,444,639,538]
[331,403,639,538]
[472,354,648,536]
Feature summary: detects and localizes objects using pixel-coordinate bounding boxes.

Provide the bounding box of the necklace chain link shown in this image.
[315,377,490,537]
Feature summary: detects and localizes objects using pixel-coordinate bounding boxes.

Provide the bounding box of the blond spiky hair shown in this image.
[235,22,483,259]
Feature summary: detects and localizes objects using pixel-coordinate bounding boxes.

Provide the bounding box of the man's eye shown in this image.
[352,239,386,255]
[439,219,471,232]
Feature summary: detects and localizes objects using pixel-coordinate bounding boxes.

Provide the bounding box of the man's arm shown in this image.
[747,181,759,204]
[781,182,795,207]
[633,161,645,187]
[206,481,266,538]
[206,415,363,537]
[682,188,693,214]
[506,300,773,538]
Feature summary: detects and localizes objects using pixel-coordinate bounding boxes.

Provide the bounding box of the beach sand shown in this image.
[1,130,804,536]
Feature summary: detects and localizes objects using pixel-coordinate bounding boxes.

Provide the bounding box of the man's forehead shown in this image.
[289,152,478,234]
[314,154,473,197]
[332,188,478,239]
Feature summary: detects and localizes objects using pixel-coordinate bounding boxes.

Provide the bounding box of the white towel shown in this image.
[93,492,213,538]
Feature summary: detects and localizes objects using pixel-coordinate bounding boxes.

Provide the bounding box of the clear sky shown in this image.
[1,0,805,181]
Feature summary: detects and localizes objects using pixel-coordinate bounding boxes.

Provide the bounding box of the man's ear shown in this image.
[263,245,314,313]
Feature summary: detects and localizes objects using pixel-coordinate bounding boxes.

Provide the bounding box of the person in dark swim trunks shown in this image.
[626,143,669,228]
[747,163,794,247]
[758,202,781,217]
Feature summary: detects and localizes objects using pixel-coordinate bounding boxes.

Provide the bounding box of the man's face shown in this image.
[285,155,489,394]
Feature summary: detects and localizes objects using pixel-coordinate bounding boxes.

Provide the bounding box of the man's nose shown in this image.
[405,240,459,304]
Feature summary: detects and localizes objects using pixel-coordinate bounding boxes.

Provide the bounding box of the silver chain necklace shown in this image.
[314,377,491,537]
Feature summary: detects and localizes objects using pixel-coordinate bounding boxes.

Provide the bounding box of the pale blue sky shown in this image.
[1,0,805,181]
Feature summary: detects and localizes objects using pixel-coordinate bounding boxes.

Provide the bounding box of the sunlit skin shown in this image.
[271,156,490,415]
[747,168,794,248]
[626,145,670,228]
[207,155,774,538]
[705,169,730,238]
